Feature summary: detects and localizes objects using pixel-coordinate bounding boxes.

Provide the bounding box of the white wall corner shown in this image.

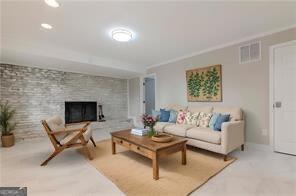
[127,79,130,118]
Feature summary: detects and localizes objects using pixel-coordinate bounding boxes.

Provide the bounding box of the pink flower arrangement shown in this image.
[141,114,158,128]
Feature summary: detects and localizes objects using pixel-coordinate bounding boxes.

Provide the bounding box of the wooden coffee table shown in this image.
[111,129,187,180]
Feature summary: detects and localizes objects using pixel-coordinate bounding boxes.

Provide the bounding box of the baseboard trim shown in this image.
[245,142,273,152]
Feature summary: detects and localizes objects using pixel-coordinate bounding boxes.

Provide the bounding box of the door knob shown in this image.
[274,101,282,108]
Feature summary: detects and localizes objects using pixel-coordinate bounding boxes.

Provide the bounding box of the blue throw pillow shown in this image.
[168,110,178,123]
[209,113,220,129]
[152,109,161,119]
[214,114,230,131]
[159,109,170,122]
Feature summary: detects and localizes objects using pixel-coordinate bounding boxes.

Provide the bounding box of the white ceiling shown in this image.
[1,1,296,78]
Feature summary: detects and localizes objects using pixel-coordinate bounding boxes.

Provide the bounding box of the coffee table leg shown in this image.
[182,144,186,165]
[152,152,159,180]
[112,138,116,154]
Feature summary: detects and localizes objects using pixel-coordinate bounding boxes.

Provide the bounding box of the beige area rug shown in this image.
[82,140,235,196]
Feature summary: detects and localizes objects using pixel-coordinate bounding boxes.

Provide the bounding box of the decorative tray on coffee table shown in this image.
[151,134,174,143]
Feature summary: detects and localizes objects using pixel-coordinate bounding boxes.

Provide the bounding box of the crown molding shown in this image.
[146,24,296,70]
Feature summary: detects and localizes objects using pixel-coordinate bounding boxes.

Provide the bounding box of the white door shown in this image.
[273,40,296,155]
[144,77,155,115]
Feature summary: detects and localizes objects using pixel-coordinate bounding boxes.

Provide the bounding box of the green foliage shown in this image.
[187,67,220,100]
[147,127,157,137]
[202,67,220,99]
[0,101,16,136]
[187,72,204,97]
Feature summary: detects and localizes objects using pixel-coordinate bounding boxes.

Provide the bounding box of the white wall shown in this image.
[147,28,296,145]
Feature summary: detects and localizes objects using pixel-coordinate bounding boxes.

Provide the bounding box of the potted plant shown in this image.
[0,101,16,147]
[141,114,158,137]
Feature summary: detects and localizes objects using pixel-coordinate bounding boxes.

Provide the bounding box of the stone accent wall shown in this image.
[0,64,129,139]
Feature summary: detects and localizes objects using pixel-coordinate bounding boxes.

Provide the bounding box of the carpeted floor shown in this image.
[82,140,235,196]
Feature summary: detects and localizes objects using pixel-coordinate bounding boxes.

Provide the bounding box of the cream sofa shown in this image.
[155,105,244,160]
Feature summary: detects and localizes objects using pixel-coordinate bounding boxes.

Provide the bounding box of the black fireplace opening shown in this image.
[65,102,97,123]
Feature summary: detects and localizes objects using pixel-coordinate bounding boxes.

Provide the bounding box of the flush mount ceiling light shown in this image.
[44,0,60,8]
[111,28,133,42]
[41,23,53,29]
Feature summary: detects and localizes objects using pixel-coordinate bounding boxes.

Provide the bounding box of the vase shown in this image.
[147,127,157,137]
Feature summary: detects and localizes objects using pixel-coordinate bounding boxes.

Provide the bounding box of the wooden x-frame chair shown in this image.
[41,116,96,166]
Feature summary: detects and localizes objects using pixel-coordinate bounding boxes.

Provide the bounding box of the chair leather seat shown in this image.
[60,126,92,145]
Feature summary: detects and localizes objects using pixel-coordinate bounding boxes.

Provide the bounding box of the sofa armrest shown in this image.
[221,121,245,154]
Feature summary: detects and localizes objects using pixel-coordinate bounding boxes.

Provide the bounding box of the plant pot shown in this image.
[1,133,15,147]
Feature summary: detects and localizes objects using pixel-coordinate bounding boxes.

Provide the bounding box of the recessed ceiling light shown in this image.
[41,23,53,29]
[112,28,133,42]
[44,0,60,8]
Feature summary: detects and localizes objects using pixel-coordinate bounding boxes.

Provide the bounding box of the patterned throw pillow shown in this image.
[176,110,187,124]
[184,112,200,125]
[197,112,213,127]
[184,112,192,124]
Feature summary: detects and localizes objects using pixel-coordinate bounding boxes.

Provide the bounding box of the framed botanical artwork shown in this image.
[186,64,222,102]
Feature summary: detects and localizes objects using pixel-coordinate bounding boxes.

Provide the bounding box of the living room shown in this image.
[1,1,296,196]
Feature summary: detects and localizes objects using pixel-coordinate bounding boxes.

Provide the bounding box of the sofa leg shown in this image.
[241,144,244,151]
[223,154,228,161]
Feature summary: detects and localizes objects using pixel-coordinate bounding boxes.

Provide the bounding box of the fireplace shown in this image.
[65,102,97,123]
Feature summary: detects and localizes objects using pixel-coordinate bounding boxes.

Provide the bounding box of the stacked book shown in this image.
[131,128,148,136]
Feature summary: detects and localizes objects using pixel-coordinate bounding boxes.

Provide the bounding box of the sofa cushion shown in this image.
[213,107,242,121]
[164,124,194,137]
[186,127,221,144]
[187,106,213,114]
[154,122,174,132]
